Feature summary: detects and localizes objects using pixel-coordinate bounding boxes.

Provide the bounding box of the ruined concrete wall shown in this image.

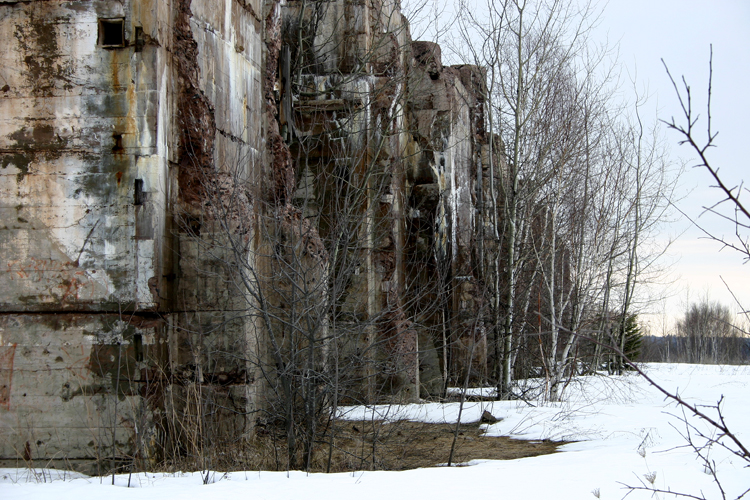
[278,0,490,400]
[279,0,424,402]
[0,0,266,471]
[405,43,488,392]
[0,1,170,312]
[0,0,174,470]
[0,314,166,471]
[168,0,265,444]
[0,0,490,469]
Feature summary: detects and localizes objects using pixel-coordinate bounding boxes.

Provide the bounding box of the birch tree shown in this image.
[456,0,602,397]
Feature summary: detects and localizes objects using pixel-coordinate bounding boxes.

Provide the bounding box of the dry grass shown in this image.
[177,420,565,473]
[319,420,563,471]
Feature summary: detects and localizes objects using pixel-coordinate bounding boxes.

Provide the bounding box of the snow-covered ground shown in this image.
[3,363,748,500]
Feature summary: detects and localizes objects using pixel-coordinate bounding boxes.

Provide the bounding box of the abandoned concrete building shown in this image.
[0,0,492,470]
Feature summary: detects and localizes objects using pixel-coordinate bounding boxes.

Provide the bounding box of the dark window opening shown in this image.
[134,26,144,52]
[134,179,145,205]
[134,334,143,362]
[112,133,124,153]
[99,19,125,48]
[183,216,201,236]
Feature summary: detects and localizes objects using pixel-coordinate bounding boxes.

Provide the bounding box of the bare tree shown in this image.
[168,0,492,472]
[670,299,745,364]
[452,0,678,400]
[454,0,607,398]
[663,47,750,266]
[620,363,750,500]
[619,50,750,500]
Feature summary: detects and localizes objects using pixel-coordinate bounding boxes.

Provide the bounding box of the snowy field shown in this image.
[2,363,749,500]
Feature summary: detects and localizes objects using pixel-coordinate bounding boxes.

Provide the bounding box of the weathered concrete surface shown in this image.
[404,45,489,391]
[0,0,173,471]
[0,0,265,471]
[0,313,165,471]
[279,0,489,398]
[1,0,491,469]
[169,0,265,446]
[280,0,425,401]
[0,0,165,311]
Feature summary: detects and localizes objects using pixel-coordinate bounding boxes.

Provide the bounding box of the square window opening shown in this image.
[99,19,125,48]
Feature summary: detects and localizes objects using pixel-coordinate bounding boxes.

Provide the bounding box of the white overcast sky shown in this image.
[405,0,750,330]
[591,0,749,329]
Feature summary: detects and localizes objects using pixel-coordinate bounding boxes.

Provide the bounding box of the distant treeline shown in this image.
[640,335,750,365]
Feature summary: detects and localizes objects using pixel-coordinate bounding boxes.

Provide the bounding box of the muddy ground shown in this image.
[201,420,565,473]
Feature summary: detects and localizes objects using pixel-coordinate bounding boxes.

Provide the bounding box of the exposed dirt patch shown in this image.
[320,420,564,471]
[192,420,566,473]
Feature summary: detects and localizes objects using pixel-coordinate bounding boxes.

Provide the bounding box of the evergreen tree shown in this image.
[621,314,642,364]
